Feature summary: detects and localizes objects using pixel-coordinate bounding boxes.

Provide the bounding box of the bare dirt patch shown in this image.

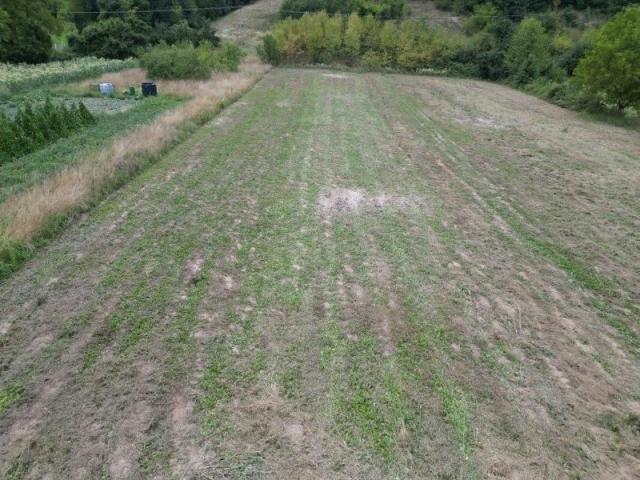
[316,187,421,216]
[212,0,282,49]
[322,73,349,79]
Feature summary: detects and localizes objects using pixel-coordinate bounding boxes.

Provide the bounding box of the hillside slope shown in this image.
[1,67,639,479]
[212,0,283,48]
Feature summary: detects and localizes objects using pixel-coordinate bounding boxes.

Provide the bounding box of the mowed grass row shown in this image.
[2,68,639,478]
[0,69,478,478]
[377,74,640,355]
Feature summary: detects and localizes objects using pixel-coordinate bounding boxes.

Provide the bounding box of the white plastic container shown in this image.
[99,83,114,96]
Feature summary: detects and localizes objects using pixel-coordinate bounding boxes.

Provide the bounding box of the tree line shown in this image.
[0,0,254,63]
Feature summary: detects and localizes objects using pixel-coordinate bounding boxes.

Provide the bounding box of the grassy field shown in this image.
[1,67,639,479]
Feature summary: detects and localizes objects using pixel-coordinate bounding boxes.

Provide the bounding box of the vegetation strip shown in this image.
[0,59,270,283]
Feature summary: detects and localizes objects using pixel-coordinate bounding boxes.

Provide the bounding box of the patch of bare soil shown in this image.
[322,73,349,79]
[212,0,283,49]
[407,0,465,30]
[316,187,421,216]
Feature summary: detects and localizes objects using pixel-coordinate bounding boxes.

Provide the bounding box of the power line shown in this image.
[66,5,243,14]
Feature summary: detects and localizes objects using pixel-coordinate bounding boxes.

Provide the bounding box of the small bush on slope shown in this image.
[140,42,244,80]
[280,0,407,19]
[505,18,552,85]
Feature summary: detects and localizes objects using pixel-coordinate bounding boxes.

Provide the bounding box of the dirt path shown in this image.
[1,69,639,479]
[213,0,283,49]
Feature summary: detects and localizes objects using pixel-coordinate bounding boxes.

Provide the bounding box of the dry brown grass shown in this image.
[0,57,270,244]
[80,68,147,89]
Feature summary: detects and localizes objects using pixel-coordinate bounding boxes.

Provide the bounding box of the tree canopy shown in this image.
[0,0,59,63]
[575,6,640,108]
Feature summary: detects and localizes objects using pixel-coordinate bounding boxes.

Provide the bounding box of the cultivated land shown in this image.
[1,66,639,479]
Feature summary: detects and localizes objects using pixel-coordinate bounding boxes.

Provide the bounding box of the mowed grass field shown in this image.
[1,68,639,479]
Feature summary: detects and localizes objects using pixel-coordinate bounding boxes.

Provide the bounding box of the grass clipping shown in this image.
[0,57,270,277]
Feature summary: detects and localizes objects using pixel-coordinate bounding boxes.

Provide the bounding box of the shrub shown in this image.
[0,99,95,164]
[505,17,551,85]
[72,16,151,59]
[280,0,406,19]
[557,37,592,75]
[362,50,391,69]
[0,1,58,64]
[463,3,501,34]
[344,13,364,57]
[67,0,248,58]
[575,6,640,109]
[140,41,244,80]
[300,11,331,62]
[266,12,465,71]
[258,34,282,65]
[325,15,345,57]
[476,49,507,80]
[152,20,219,46]
[379,21,399,61]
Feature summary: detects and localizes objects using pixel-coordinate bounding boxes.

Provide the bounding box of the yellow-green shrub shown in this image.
[265,12,469,71]
[344,13,364,57]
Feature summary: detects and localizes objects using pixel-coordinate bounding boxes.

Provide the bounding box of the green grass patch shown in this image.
[4,459,32,480]
[330,333,414,463]
[435,376,473,456]
[138,433,171,476]
[197,336,236,431]
[591,299,640,355]
[0,382,24,415]
[488,203,619,297]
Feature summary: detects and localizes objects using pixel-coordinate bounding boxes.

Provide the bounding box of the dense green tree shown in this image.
[575,6,640,108]
[68,0,100,30]
[279,0,406,19]
[506,17,551,84]
[0,7,9,47]
[0,0,59,63]
[68,0,230,57]
[436,0,637,16]
[72,15,151,58]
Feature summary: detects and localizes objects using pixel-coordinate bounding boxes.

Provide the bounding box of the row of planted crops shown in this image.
[0,56,139,165]
[0,57,135,97]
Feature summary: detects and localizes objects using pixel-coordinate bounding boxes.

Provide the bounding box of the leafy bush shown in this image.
[68,0,247,58]
[72,16,151,59]
[505,18,551,85]
[267,12,465,72]
[280,0,406,19]
[151,20,219,46]
[344,13,364,58]
[258,34,282,65]
[575,6,640,109]
[140,42,244,80]
[433,0,638,16]
[0,99,95,164]
[0,0,58,64]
